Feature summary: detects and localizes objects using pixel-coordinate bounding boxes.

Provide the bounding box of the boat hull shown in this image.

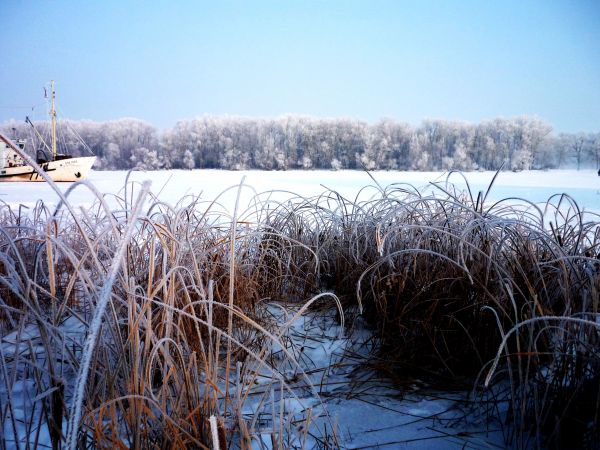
[0,156,96,182]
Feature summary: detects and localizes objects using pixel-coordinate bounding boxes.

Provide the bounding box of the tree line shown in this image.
[2,115,599,171]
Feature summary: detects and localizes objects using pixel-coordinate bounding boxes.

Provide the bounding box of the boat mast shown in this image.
[51,80,57,160]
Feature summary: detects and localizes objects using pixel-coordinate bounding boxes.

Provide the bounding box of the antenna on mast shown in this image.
[51,80,57,161]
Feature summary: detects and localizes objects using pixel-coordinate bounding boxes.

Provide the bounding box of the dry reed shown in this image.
[0,178,332,449]
[258,172,600,448]
[1,169,599,449]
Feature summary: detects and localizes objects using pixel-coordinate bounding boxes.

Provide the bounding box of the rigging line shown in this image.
[56,120,66,154]
[0,101,47,109]
[27,117,52,154]
[0,105,33,110]
[55,105,95,156]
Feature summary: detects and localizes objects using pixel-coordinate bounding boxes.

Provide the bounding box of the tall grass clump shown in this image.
[0,178,331,450]
[259,173,600,448]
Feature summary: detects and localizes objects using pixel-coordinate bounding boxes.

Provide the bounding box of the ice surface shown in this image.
[1,169,598,214]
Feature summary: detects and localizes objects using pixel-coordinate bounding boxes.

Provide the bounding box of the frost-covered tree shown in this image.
[560,133,586,170]
[300,155,313,169]
[409,133,429,170]
[452,143,474,170]
[130,147,162,170]
[183,149,195,170]
[511,148,533,171]
[104,142,121,170]
[588,133,600,169]
[415,150,430,170]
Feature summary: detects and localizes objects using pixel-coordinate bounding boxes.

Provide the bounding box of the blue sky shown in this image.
[1,0,599,132]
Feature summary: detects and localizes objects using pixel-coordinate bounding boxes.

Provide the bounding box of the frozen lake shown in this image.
[1,169,599,215]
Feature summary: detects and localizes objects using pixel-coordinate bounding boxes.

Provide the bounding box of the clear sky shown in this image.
[1,0,599,132]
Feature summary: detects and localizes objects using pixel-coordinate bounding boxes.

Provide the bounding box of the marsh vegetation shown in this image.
[1,171,599,449]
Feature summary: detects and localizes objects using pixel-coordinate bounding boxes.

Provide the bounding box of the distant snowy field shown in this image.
[1,169,599,214]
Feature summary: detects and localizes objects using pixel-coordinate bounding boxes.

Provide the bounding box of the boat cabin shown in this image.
[0,136,26,169]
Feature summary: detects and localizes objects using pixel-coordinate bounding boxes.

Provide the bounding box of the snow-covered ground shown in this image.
[249,306,505,449]
[1,169,599,214]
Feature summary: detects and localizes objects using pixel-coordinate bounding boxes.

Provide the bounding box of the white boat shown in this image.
[0,81,96,182]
